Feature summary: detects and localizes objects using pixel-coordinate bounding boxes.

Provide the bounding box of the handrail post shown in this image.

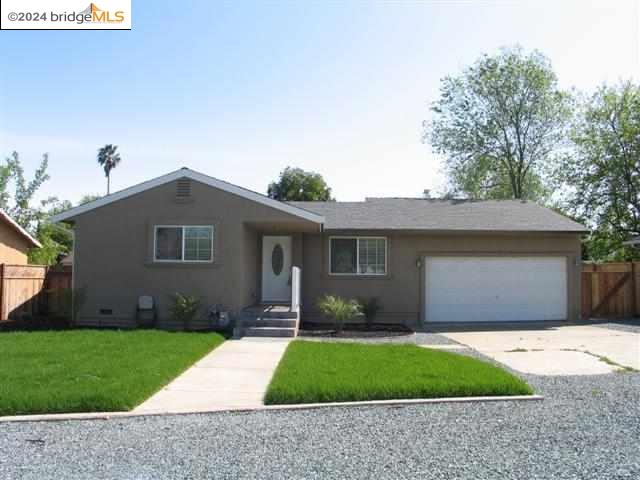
[291,266,301,312]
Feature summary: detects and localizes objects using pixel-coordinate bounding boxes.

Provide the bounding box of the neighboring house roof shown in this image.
[288,198,587,232]
[623,236,640,246]
[60,251,73,266]
[0,209,42,248]
[49,168,325,224]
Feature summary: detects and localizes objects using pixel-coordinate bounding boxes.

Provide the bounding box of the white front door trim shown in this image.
[261,236,292,303]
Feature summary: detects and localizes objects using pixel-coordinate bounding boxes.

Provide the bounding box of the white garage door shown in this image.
[424,256,567,323]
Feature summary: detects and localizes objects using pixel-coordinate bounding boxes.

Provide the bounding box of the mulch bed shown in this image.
[299,323,413,338]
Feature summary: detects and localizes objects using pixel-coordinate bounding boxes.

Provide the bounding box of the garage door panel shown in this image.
[424,257,567,322]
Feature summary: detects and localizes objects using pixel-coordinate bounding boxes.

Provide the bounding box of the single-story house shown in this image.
[623,236,640,247]
[51,168,586,334]
[0,209,41,264]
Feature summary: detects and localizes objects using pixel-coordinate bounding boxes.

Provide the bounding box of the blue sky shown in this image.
[0,0,638,204]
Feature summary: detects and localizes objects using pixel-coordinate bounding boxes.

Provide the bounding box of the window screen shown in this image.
[155,227,183,261]
[330,237,386,275]
[155,226,213,262]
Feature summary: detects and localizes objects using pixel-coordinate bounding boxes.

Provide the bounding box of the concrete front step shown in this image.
[243,326,297,338]
[242,306,298,319]
[243,318,297,328]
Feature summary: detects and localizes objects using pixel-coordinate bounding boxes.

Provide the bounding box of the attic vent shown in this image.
[176,178,192,199]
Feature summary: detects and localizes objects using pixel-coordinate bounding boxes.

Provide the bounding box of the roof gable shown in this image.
[0,209,42,248]
[50,168,325,224]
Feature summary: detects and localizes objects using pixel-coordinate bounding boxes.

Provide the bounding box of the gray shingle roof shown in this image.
[288,198,586,232]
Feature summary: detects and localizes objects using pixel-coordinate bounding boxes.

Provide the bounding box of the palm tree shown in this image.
[97,144,121,195]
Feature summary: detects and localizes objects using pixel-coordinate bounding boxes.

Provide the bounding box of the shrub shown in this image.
[357,297,382,330]
[168,293,201,330]
[316,294,361,333]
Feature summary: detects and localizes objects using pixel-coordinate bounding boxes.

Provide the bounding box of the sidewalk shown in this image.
[133,337,291,414]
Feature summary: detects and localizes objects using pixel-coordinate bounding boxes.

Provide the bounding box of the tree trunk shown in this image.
[107,174,110,195]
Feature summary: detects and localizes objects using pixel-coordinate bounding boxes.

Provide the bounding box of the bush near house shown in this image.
[357,297,382,329]
[168,293,201,330]
[316,294,361,333]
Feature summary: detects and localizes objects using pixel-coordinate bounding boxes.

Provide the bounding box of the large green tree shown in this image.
[1,151,51,229]
[28,199,73,265]
[425,47,573,200]
[560,82,640,261]
[0,152,65,265]
[29,194,104,265]
[267,167,333,201]
[78,193,102,205]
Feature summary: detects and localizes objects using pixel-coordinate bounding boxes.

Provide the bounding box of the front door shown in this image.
[261,236,292,303]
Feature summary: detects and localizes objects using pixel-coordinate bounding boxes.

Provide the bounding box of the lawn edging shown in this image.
[0,394,544,423]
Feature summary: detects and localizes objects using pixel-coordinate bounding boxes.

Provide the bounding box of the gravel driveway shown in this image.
[1,373,638,479]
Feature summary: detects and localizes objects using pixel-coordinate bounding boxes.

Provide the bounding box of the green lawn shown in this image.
[264,340,532,404]
[0,329,225,416]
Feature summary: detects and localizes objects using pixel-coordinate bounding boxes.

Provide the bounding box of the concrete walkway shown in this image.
[134,338,291,414]
[441,325,640,375]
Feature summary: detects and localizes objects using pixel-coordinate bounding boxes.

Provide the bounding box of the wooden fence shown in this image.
[5,262,638,321]
[582,262,639,319]
[43,268,73,314]
[0,264,72,321]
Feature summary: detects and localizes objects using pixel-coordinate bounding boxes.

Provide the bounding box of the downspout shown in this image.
[71,227,76,324]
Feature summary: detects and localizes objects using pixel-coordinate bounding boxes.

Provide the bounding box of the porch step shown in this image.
[243,318,297,328]
[243,326,297,338]
[240,304,300,338]
[243,308,297,319]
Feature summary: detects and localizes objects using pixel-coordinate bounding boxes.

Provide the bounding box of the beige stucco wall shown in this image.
[0,222,31,264]
[71,178,582,329]
[301,231,582,327]
[72,179,318,327]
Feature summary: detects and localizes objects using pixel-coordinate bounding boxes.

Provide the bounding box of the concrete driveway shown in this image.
[440,324,640,375]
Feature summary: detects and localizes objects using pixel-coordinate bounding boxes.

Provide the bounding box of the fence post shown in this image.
[586,264,596,319]
[39,266,48,316]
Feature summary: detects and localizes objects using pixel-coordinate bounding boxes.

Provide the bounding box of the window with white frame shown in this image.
[154,226,213,262]
[329,237,386,275]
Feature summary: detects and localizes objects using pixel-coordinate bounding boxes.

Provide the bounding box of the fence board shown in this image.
[0,264,72,321]
[43,269,73,315]
[0,264,46,320]
[582,262,640,319]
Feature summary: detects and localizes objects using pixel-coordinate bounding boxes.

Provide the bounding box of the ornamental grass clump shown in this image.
[317,294,361,333]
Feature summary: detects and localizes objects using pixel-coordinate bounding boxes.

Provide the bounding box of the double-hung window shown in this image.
[154,226,214,262]
[329,237,386,275]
